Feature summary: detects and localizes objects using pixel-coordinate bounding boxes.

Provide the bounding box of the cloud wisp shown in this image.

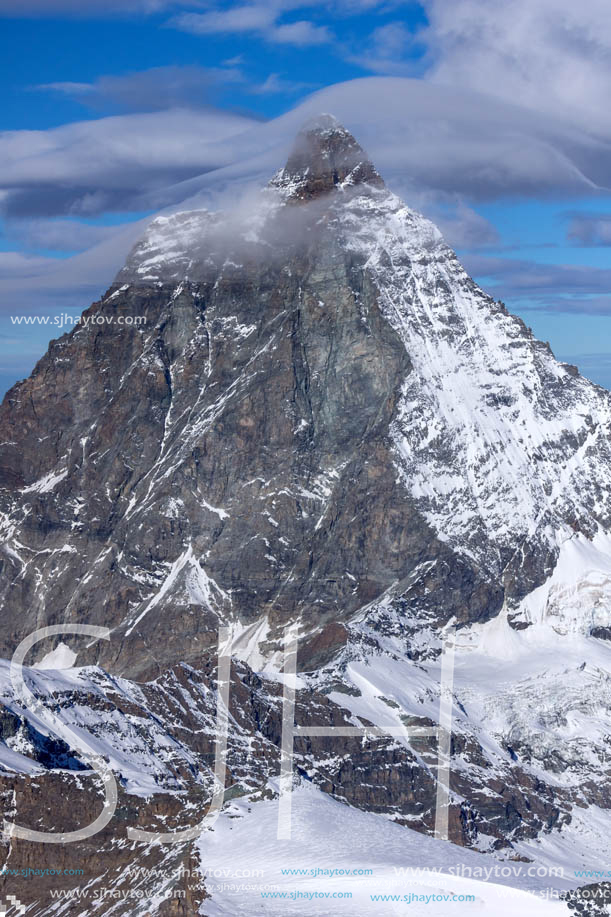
[567,212,611,247]
[463,253,611,314]
[36,66,246,114]
[170,6,333,46]
[0,107,258,219]
[0,0,204,15]
[4,76,611,228]
[3,76,611,325]
[422,0,611,139]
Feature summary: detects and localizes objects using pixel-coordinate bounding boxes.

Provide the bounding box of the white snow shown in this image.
[21,468,68,494]
[201,498,229,520]
[2,135,611,913]
[34,642,78,670]
[125,543,231,636]
[231,617,271,671]
[338,186,611,573]
[311,531,611,864]
[0,660,198,797]
[198,780,569,915]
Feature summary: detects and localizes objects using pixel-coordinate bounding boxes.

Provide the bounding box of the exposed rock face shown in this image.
[0,770,209,916]
[0,114,514,679]
[270,113,385,199]
[3,114,609,679]
[563,883,611,916]
[1,114,611,912]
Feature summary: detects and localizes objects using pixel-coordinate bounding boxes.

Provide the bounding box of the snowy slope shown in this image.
[0,660,204,795]
[336,185,611,577]
[199,780,569,916]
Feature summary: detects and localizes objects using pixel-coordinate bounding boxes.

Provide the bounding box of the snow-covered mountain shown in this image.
[1,114,611,914]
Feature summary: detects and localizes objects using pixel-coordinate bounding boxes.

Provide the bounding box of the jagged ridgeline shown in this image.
[1,118,611,904]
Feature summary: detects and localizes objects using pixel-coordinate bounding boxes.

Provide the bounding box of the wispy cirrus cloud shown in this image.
[36,65,246,113]
[422,0,611,139]
[0,107,258,219]
[0,0,204,14]
[172,4,274,35]
[562,352,611,381]
[567,212,611,246]
[347,22,421,75]
[462,253,611,313]
[551,297,611,315]
[269,19,331,45]
[6,218,121,252]
[250,73,315,95]
[171,6,333,46]
[415,195,500,249]
[0,0,389,11]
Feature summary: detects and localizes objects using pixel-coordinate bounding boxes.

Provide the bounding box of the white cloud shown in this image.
[4,75,608,225]
[567,213,611,246]
[0,219,149,313]
[286,78,607,201]
[0,107,258,217]
[268,20,331,45]
[172,6,275,36]
[461,252,611,312]
[0,0,196,14]
[0,0,382,11]
[39,81,92,95]
[551,297,611,315]
[36,65,245,113]
[351,21,416,74]
[6,218,120,252]
[171,5,332,46]
[3,74,611,254]
[371,22,412,57]
[422,0,611,136]
[4,76,611,334]
[0,251,58,277]
[251,73,314,94]
[407,192,500,249]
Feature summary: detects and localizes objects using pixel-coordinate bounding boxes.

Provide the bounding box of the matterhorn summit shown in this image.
[270,112,385,198]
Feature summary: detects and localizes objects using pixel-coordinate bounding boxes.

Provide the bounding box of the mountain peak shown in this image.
[271,112,384,200]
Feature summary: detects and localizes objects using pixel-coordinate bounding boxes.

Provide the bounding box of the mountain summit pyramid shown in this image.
[1,114,611,678]
[270,112,385,198]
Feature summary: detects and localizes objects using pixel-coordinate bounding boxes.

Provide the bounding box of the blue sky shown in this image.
[1,0,611,394]
[2,6,427,129]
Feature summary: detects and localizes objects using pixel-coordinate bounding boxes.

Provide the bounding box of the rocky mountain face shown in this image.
[1,114,611,913]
